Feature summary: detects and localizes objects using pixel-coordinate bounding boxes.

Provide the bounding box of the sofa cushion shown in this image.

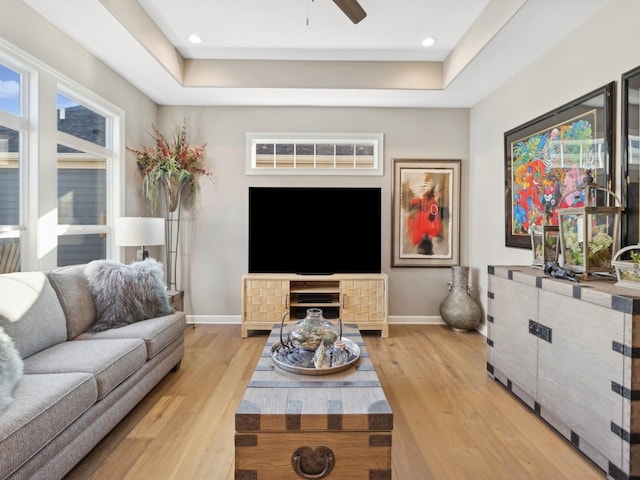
[84,259,174,332]
[0,272,67,359]
[23,339,147,400]
[46,264,96,339]
[0,372,97,479]
[75,311,186,360]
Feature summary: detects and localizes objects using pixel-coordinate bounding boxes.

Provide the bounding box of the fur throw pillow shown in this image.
[0,326,23,411]
[84,258,175,332]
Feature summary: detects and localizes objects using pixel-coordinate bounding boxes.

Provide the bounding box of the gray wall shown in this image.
[470,0,640,334]
[156,106,469,322]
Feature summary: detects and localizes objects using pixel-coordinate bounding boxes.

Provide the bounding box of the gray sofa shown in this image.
[0,264,186,480]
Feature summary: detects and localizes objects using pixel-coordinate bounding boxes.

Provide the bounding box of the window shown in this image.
[246,133,383,175]
[57,93,107,147]
[0,63,24,273]
[0,44,123,272]
[56,93,111,267]
[0,64,20,116]
[0,126,20,226]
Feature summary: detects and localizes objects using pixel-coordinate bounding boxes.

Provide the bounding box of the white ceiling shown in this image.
[139,0,490,62]
[24,0,615,108]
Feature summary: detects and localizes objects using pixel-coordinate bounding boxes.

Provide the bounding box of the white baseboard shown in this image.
[388,315,444,325]
[186,315,238,325]
[477,323,488,336]
[186,315,445,326]
[185,314,487,336]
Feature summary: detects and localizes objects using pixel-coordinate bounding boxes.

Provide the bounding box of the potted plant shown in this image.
[127,119,212,215]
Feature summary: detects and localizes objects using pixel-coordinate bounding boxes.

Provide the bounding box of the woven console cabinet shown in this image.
[240,273,388,338]
[487,265,640,480]
[235,324,393,480]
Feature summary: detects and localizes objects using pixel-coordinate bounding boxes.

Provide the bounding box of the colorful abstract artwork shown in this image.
[393,159,460,267]
[511,111,597,231]
[504,83,614,248]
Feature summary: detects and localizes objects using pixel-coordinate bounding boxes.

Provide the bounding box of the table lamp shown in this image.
[115,217,165,261]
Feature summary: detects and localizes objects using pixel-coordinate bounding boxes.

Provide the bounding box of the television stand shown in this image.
[241,273,388,337]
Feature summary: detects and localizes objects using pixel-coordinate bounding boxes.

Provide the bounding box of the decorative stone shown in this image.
[439,266,482,331]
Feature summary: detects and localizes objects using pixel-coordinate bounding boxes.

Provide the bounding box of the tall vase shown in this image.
[439,266,482,332]
[163,174,189,213]
[160,174,190,290]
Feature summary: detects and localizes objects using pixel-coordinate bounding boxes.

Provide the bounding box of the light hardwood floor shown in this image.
[64,324,605,480]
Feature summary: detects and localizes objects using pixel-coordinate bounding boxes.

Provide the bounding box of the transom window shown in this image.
[246,133,383,175]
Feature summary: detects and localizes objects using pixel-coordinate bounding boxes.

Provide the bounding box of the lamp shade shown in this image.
[115,217,165,247]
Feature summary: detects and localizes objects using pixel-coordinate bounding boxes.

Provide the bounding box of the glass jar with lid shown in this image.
[289,308,340,351]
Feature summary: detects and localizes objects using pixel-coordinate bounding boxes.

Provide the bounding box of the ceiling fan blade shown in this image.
[332,0,367,24]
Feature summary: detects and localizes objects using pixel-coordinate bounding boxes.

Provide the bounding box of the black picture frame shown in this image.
[504,82,615,249]
[622,67,640,247]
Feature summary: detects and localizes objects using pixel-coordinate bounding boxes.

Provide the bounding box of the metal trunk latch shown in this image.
[529,319,552,343]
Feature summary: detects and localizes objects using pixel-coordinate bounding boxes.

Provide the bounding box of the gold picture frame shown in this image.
[392,159,460,267]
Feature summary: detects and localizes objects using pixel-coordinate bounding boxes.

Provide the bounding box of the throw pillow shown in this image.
[46,264,97,339]
[84,258,175,332]
[0,326,24,411]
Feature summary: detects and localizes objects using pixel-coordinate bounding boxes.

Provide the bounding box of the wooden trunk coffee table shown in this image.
[235,324,393,480]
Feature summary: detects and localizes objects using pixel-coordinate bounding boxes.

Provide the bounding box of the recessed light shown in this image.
[422,37,437,48]
[188,34,202,45]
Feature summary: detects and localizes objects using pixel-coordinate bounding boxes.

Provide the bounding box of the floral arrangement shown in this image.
[562,221,613,268]
[127,120,212,215]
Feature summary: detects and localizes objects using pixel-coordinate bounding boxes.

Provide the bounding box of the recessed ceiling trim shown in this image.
[100,0,453,92]
[19,0,617,108]
[443,0,527,87]
[184,59,443,90]
[100,0,184,83]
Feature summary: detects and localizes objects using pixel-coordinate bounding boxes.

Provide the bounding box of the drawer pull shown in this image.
[291,446,335,479]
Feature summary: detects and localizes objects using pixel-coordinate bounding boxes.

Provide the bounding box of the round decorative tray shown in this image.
[271,337,360,375]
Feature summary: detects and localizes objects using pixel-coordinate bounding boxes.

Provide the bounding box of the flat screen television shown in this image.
[248,186,381,274]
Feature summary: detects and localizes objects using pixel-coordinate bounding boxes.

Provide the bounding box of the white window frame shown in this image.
[0,51,31,270]
[55,85,119,240]
[0,38,125,271]
[246,132,384,176]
